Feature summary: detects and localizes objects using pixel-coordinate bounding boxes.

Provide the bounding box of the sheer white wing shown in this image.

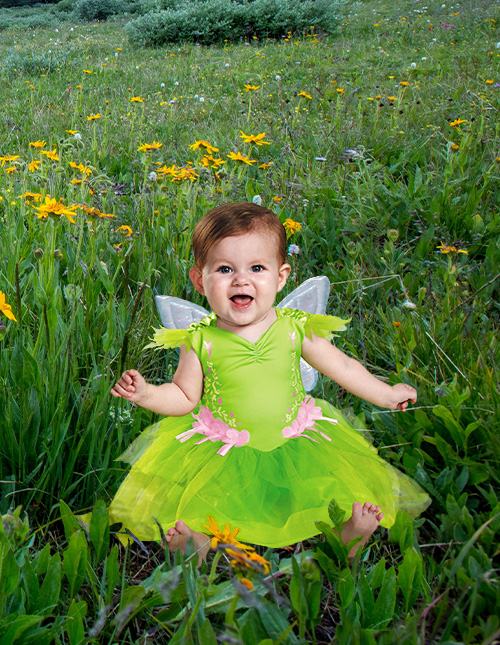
[277,276,331,392]
[277,276,330,314]
[155,296,210,329]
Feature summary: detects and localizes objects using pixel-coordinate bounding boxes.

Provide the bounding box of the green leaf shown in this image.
[373,566,396,629]
[357,569,375,627]
[0,615,44,645]
[32,543,51,576]
[62,530,88,599]
[38,552,62,616]
[197,618,217,645]
[89,500,110,564]
[368,557,386,590]
[338,567,354,609]
[0,540,19,597]
[315,521,349,565]
[115,585,147,633]
[21,559,40,614]
[388,509,414,553]
[105,544,120,605]
[59,500,81,542]
[328,499,347,534]
[449,512,500,579]
[290,556,308,620]
[66,600,87,645]
[398,548,423,614]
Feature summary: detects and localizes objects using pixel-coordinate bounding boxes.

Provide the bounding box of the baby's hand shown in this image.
[389,383,417,411]
[111,369,147,403]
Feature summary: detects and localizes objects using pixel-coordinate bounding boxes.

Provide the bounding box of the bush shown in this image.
[2,47,78,75]
[125,0,343,47]
[0,9,64,28]
[73,0,120,21]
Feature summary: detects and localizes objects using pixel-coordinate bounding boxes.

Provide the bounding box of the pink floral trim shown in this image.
[281,395,337,442]
[176,407,250,456]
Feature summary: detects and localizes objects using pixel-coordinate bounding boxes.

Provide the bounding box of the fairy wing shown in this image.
[277,276,331,392]
[155,295,210,329]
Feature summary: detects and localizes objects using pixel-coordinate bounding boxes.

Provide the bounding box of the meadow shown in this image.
[0,0,500,641]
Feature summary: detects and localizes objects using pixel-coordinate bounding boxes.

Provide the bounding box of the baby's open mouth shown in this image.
[230,295,254,306]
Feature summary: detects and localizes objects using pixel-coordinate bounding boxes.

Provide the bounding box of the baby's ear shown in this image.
[189,267,205,295]
[277,263,291,292]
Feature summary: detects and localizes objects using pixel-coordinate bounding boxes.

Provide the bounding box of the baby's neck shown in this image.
[215,308,278,343]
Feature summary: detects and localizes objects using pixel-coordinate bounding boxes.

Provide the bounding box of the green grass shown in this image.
[1,0,500,642]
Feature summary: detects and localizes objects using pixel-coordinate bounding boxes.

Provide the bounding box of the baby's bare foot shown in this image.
[165,520,211,565]
[341,501,384,558]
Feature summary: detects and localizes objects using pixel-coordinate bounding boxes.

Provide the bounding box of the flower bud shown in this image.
[34,248,43,258]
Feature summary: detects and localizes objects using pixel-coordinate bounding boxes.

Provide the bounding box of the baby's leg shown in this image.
[165,520,211,564]
[340,501,384,558]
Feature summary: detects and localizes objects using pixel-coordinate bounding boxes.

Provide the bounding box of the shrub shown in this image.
[125,0,343,47]
[0,10,64,28]
[73,0,120,21]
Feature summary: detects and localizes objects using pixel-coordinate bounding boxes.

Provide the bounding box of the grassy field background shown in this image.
[0,0,500,642]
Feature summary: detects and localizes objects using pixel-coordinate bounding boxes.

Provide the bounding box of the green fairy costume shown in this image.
[108,305,429,547]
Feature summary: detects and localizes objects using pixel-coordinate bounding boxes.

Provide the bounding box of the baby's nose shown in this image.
[232,270,249,285]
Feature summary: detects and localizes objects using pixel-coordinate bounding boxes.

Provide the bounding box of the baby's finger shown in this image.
[112,382,135,398]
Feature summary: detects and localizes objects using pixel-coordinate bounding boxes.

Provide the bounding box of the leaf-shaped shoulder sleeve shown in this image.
[303,312,350,339]
[145,313,216,353]
[147,328,194,352]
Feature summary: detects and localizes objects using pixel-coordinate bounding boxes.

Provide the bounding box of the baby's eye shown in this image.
[251,265,265,273]
[217,265,232,274]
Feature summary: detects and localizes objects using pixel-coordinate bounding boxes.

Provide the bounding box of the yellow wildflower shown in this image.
[23,191,42,202]
[203,516,251,551]
[297,91,312,99]
[28,160,41,172]
[29,140,46,148]
[87,113,101,121]
[173,167,199,182]
[83,69,92,74]
[227,151,257,165]
[6,167,17,174]
[449,118,467,127]
[258,162,273,169]
[157,164,180,177]
[116,225,134,237]
[200,155,225,169]
[437,242,468,254]
[226,547,271,574]
[40,149,60,161]
[284,218,302,236]
[189,140,219,154]
[66,130,79,135]
[0,155,20,167]
[240,131,271,146]
[399,81,409,87]
[137,141,163,152]
[0,291,17,322]
[244,84,260,91]
[336,88,345,93]
[33,196,79,223]
[130,96,145,102]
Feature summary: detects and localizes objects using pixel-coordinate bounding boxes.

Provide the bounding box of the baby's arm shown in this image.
[111,345,203,416]
[302,334,416,410]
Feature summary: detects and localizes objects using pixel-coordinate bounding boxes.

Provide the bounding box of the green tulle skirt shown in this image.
[107,400,430,548]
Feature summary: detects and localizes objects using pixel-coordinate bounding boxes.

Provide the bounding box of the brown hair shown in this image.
[192,202,287,268]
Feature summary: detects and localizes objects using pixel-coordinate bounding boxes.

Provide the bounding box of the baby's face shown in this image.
[189,230,290,335]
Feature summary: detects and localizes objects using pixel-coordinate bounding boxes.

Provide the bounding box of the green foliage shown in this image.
[0,0,499,640]
[73,0,120,21]
[125,0,343,47]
